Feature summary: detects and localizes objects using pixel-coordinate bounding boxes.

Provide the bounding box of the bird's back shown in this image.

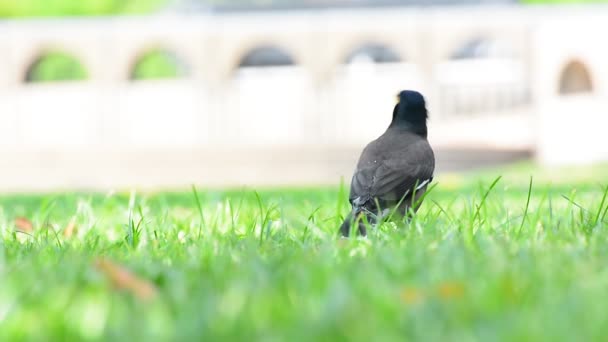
[358,127,433,170]
[350,126,435,208]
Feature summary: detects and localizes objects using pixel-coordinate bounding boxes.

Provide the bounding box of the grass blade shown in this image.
[594,185,608,226]
[518,176,533,237]
[472,176,502,224]
[191,185,206,239]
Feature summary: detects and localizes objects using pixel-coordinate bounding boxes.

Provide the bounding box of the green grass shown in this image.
[1,164,607,340]
[0,0,164,18]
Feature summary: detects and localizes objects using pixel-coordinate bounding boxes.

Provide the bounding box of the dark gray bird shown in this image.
[339,90,435,237]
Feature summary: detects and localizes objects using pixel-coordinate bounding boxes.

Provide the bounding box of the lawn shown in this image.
[1,163,607,340]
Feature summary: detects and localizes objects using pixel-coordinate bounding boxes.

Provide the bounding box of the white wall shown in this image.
[533,15,608,165]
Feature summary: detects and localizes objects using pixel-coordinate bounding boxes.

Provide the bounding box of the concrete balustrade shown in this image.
[0,6,606,190]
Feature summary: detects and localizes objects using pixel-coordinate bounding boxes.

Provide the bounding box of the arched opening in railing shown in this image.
[438,37,528,118]
[120,49,200,146]
[227,45,310,145]
[237,45,296,68]
[19,51,94,146]
[130,49,189,80]
[24,51,88,83]
[333,42,420,144]
[344,43,401,64]
[449,37,511,60]
[558,60,593,95]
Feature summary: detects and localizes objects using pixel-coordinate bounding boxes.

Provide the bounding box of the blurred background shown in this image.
[0,0,606,191]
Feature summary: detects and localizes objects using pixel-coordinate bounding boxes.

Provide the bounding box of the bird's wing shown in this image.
[371,159,434,201]
[350,143,434,206]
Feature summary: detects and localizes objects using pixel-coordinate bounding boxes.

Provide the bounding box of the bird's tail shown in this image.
[339,211,372,237]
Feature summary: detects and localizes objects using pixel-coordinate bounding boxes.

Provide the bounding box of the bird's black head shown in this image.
[390,90,428,137]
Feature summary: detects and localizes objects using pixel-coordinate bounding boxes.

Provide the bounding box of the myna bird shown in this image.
[339,90,435,237]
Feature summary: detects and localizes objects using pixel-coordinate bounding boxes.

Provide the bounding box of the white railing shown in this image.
[1,62,535,151]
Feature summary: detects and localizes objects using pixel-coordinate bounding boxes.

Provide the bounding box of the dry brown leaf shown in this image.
[437,281,466,300]
[15,217,34,233]
[400,286,425,305]
[63,218,78,238]
[94,258,157,301]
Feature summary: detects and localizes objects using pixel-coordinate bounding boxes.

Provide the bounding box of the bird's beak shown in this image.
[395,94,400,105]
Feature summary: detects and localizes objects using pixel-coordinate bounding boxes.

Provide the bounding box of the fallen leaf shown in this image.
[15,217,34,233]
[437,281,466,300]
[63,218,78,238]
[400,286,425,305]
[94,258,157,301]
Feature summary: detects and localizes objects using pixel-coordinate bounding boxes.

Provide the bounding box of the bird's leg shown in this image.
[339,212,355,237]
[339,210,368,237]
[357,214,368,236]
[373,198,384,223]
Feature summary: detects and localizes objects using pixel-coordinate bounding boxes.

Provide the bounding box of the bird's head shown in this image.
[391,90,428,136]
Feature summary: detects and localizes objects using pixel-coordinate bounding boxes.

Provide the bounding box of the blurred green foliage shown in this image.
[131,50,188,80]
[522,0,608,2]
[1,0,608,19]
[0,0,164,18]
[25,52,88,82]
